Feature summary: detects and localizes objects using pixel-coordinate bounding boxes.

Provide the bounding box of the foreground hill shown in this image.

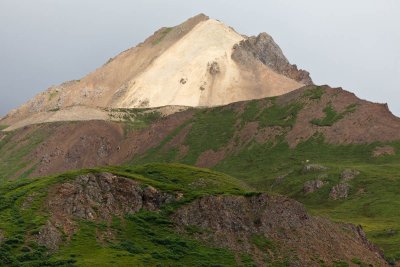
[1,85,400,262]
[0,164,387,266]
[0,14,311,130]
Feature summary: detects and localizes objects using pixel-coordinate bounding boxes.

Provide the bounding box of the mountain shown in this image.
[0,14,311,131]
[1,14,400,267]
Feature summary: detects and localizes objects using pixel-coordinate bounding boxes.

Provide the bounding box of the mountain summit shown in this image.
[1,14,311,129]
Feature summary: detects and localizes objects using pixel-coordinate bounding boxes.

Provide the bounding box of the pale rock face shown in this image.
[120,19,245,108]
[1,14,310,130]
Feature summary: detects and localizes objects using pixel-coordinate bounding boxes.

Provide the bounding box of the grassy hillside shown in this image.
[127,87,400,262]
[1,85,400,263]
[0,163,255,267]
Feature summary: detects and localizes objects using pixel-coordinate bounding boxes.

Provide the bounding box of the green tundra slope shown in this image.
[0,164,251,267]
[0,163,388,267]
[1,85,400,264]
[127,86,400,262]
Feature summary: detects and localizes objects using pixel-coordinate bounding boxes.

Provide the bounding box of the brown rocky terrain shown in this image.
[38,172,176,250]
[32,172,387,266]
[284,86,400,147]
[173,194,387,266]
[1,85,400,179]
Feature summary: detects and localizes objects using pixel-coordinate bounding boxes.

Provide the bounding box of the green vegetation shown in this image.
[311,103,358,126]
[0,125,8,131]
[108,163,251,198]
[130,107,238,165]
[152,27,173,45]
[127,97,400,261]
[48,107,60,112]
[240,98,303,128]
[0,163,253,266]
[1,88,400,263]
[258,100,303,128]
[181,108,236,164]
[351,258,369,267]
[215,138,400,261]
[108,108,162,134]
[250,234,275,251]
[48,91,59,101]
[303,86,325,100]
[54,211,241,267]
[0,127,49,182]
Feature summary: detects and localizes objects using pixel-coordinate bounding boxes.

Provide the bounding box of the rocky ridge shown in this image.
[38,172,176,250]
[30,172,387,266]
[174,194,386,266]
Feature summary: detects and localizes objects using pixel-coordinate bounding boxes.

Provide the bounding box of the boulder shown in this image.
[373,146,395,157]
[341,169,360,181]
[302,164,328,173]
[303,180,325,194]
[37,221,62,251]
[329,183,350,200]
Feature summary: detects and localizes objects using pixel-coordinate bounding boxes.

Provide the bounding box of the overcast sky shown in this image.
[0,0,399,116]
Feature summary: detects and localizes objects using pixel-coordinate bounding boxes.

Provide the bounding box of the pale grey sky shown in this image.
[0,0,399,116]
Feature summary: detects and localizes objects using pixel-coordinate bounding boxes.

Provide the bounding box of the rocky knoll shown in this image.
[38,172,175,250]
[173,194,387,266]
[31,172,388,266]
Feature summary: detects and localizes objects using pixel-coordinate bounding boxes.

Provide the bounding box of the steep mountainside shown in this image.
[1,85,399,180]
[0,14,311,130]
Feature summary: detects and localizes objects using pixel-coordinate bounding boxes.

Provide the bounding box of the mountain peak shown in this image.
[1,15,312,130]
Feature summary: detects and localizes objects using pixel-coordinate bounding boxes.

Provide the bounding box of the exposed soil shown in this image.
[161,123,193,154]
[3,85,400,178]
[22,110,193,177]
[286,86,400,147]
[196,149,227,168]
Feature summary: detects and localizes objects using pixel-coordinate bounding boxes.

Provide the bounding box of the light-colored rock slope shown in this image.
[1,14,311,130]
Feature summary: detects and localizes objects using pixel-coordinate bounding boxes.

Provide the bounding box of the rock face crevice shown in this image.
[232,33,313,85]
[37,173,175,250]
[173,194,387,266]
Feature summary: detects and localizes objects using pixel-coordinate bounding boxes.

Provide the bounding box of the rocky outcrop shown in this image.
[302,164,328,173]
[173,194,387,266]
[303,179,325,194]
[36,221,62,251]
[232,33,313,85]
[47,172,174,221]
[341,169,360,181]
[329,183,350,200]
[37,172,175,250]
[329,169,359,200]
[373,145,395,157]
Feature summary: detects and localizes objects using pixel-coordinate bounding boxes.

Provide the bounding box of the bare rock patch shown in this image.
[373,146,395,157]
